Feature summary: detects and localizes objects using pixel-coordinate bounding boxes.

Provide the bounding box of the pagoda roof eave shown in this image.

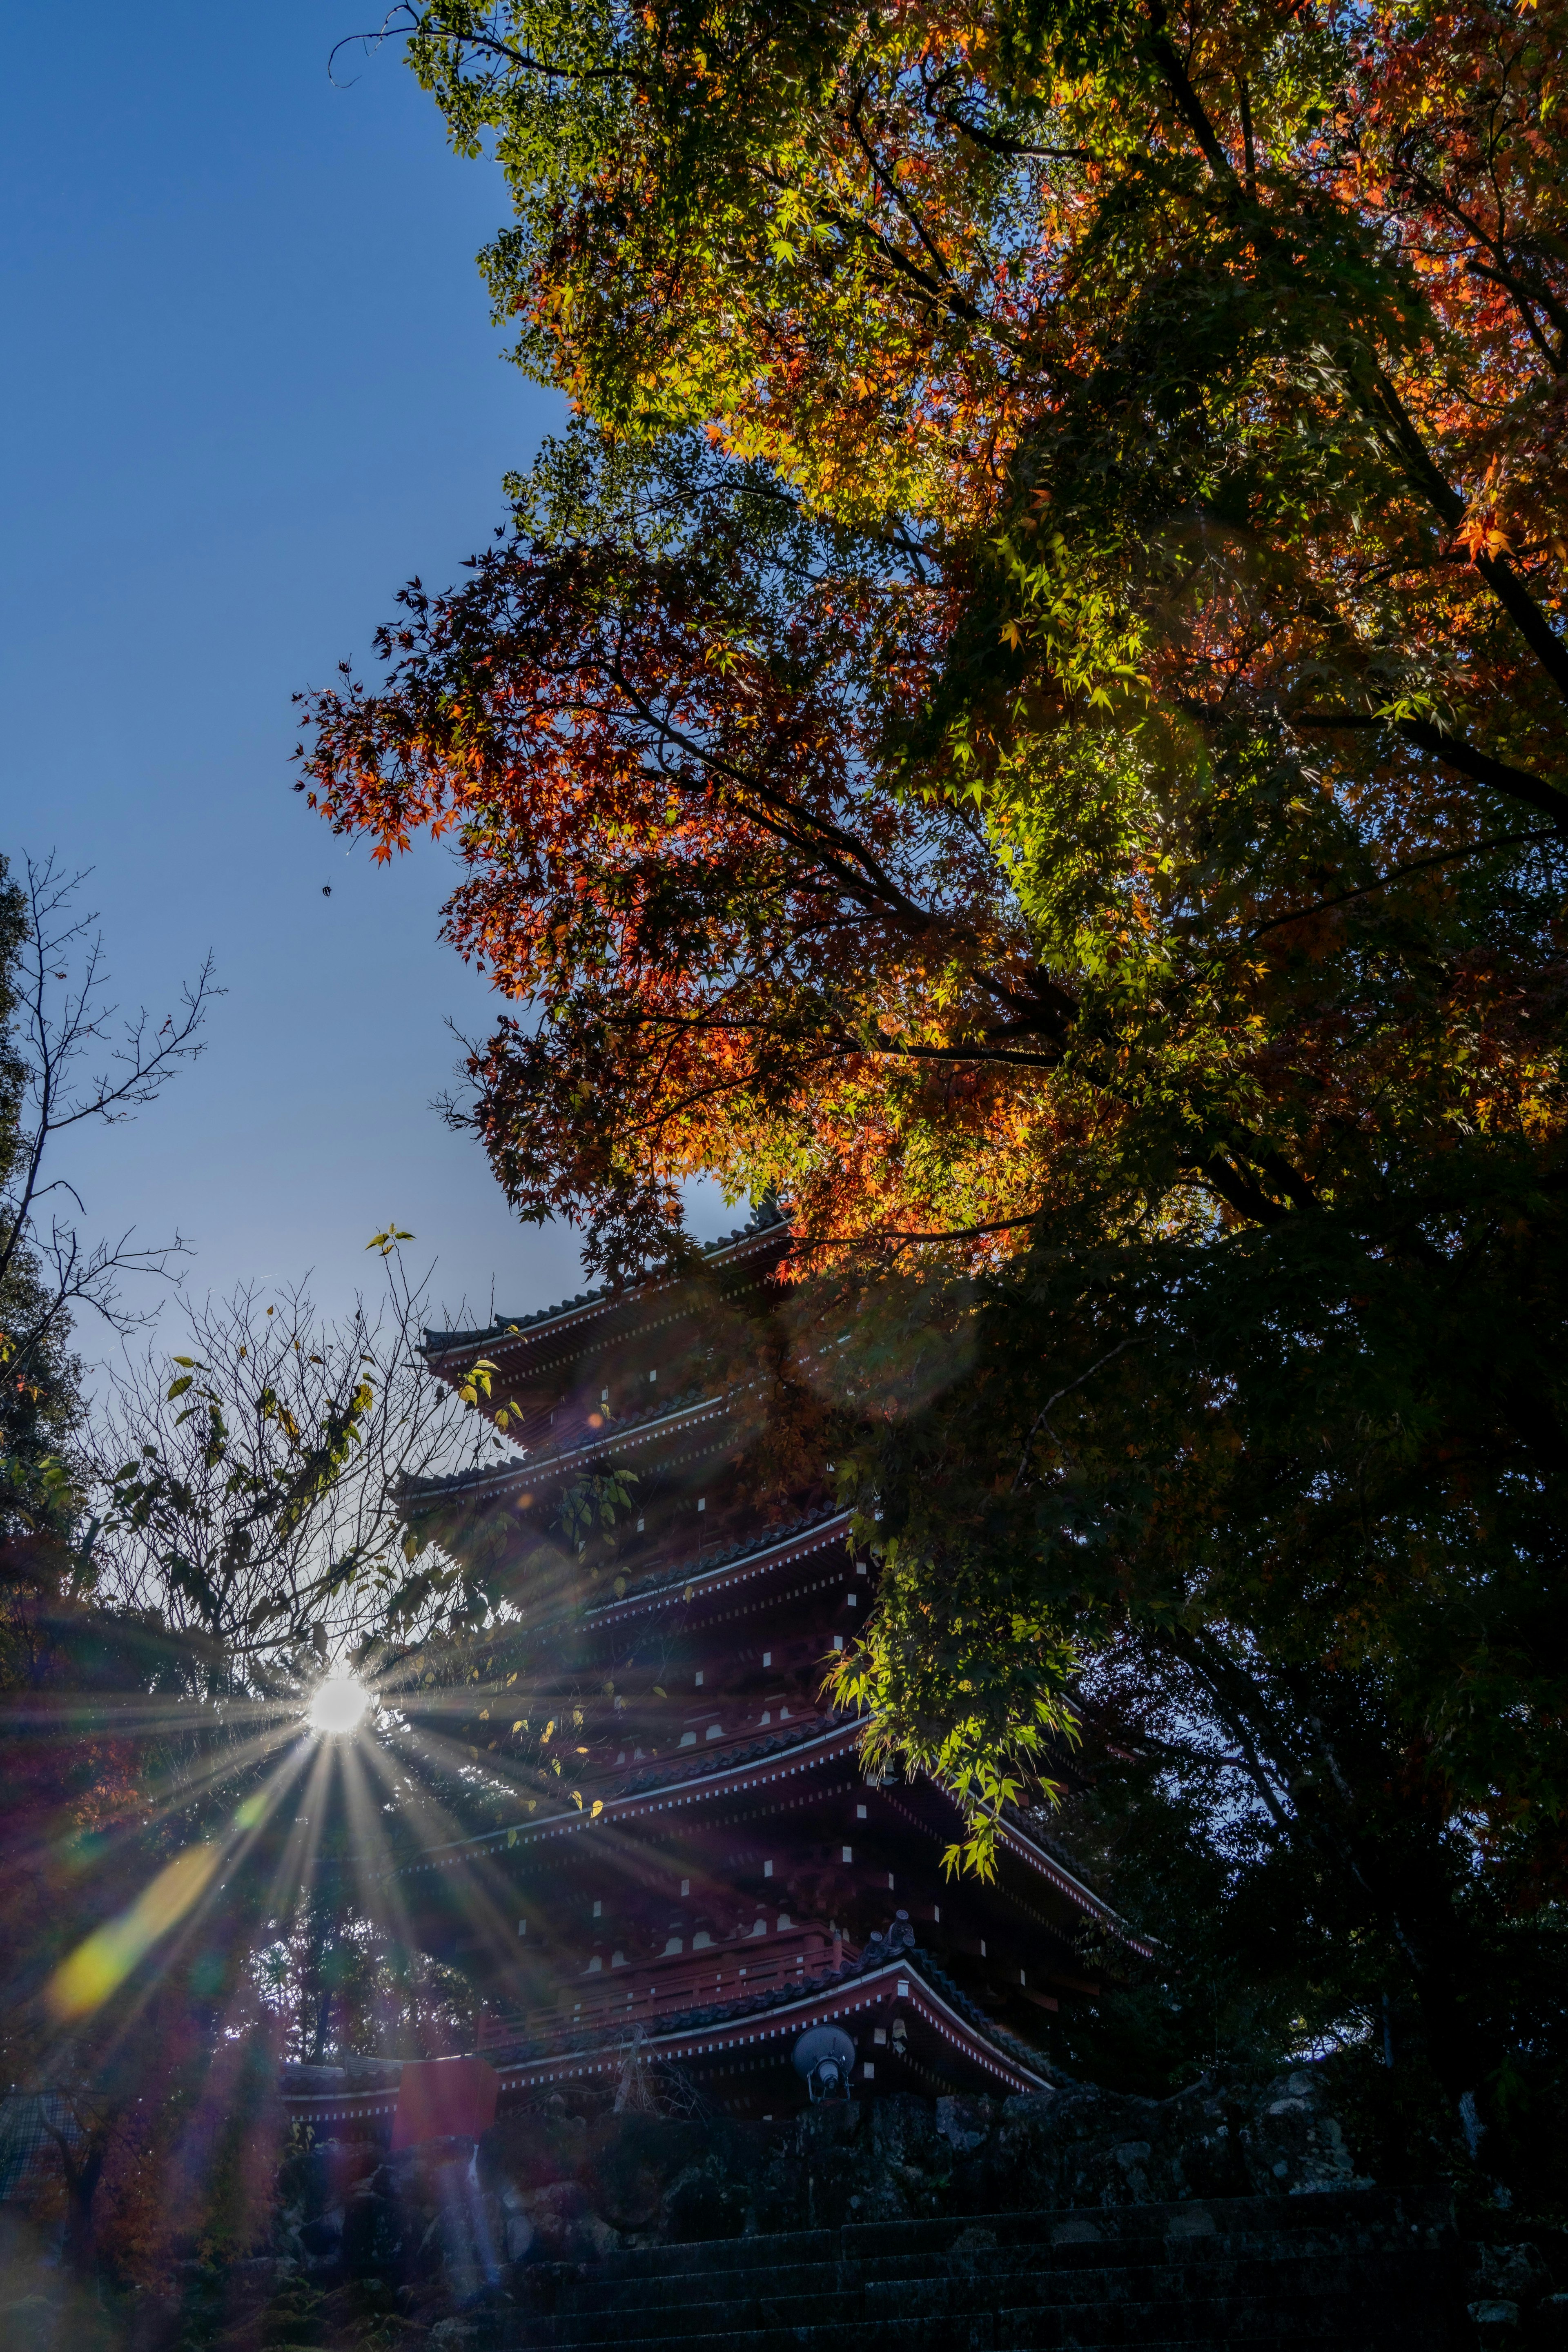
[955,1792,1159,1962]
[275,1951,1055,2121]
[399,1715,868,1874]
[486,1951,1055,2103]
[422,1214,791,1369]
[404,1389,731,1510]
[584,1508,853,1626]
[396,1715,1152,1956]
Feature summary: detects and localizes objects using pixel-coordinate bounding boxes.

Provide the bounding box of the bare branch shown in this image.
[0,853,218,1344]
[88,1252,477,1689]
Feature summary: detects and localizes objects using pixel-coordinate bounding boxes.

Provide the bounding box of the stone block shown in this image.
[1470,2243,1555,2305]
[341,2187,404,2278]
[298,2205,343,2261]
[935,2095,994,2152]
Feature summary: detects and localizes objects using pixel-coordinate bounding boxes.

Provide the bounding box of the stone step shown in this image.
[488,2187,1462,2352]
[548,2223,1440,2317]
[839,2184,1443,2258]
[533,2211,1457,2305]
[544,2240,1436,2326]
[989,2287,1451,2349]
[996,2341,1443,2352]
[518,2287,865,2344]
[866,2245,1447,2316]
[538,2224,839,2282]
[862,2228,1441,2282]
[544,2185,1446,2287]
[505,2262,1452,2352]
[494,2301,1448,2352]
[541,2251,855,2311]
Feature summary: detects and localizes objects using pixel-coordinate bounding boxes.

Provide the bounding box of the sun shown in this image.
[306,1674,371,1737]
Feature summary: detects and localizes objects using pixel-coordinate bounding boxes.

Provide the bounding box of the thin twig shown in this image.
[1012,1337,1141,1488]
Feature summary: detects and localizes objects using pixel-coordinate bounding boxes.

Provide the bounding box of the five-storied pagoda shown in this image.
[374,1207,1148,2123]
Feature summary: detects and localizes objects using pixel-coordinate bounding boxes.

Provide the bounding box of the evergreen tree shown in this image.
[0,859,86,1546]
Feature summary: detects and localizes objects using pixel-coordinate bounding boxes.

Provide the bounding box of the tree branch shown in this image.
[1293,710,1568,826]
[1248,825,1557,936]
[1138,4,1568,711]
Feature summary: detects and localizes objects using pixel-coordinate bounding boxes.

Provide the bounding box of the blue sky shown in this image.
[3,5,722,1367]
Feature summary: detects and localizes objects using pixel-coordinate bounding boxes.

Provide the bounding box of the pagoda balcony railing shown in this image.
[476,1923,846,2054]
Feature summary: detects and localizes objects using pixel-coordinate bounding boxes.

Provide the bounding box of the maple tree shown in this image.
[308,0,1568,1267]
[298,0,1568,2170]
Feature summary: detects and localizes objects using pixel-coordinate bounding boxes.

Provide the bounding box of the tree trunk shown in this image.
[1163,1630,1524,2193]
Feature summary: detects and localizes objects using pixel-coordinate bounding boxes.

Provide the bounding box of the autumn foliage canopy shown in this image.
[303,0,1568,1274]
[299,0,1568,2159]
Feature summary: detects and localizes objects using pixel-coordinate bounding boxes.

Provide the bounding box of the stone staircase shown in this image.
[494,2185,1463,2350]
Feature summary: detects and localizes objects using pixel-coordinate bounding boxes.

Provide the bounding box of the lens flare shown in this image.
[307,1674,370,1737]
[48,1844,223,2020]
